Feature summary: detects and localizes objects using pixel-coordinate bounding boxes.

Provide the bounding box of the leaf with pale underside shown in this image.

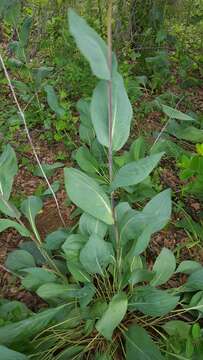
[64,168,113,225]
[91,72,132,151]
[68,9,110,80]
[111,152,164,190]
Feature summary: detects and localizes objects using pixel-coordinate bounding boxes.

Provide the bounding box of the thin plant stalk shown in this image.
[0,53,66,227]
[107,1,121,288]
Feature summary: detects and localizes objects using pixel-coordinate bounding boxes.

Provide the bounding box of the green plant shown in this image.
[179,146,203,199]
[1,6,203,360]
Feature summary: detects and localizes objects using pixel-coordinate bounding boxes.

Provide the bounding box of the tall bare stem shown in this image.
[107,2,121,286]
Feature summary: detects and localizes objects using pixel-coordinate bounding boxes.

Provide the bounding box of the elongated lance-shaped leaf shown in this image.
[0,145,18,211]
[0,194,21,218]
[76,146,99,174]
[0,305,70,347]
[19,16,32,47]
[125,323,164,360]
[5,249,36,272]
[162,104,195,121]
[44,85,65,118]
[68,9,110,80]
[64,168,113,224]
[80,234,114,275]
[21,196,43,242]
[0,219,30,237]
[0,346,28,360]
[96,293,128,340]
[128,286,179,317]
[111,152,164,190]
[150,248,176,286]
[175,260,202,275]
[119,189,171,246]
[79,212,108,238]
[91,72,132,151]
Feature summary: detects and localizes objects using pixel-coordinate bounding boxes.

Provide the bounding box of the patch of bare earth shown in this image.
[0,133,74,309]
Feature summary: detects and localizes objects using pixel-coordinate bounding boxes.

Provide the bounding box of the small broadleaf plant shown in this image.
[1,7,203,360]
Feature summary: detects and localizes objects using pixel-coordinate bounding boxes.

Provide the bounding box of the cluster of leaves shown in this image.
[0,8,203,360]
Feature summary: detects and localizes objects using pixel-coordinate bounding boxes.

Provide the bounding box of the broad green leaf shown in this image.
[162,320,191,339]
[176,260,202,275]
[5,250,35,272]
[21,196,43,240]
[91,139,107,163]
[19,241,45,265]
[0,145,17,202]
[79,283,96,308]
[162,104,195,121]
[0,195,21,218]
[188,292,203,315]
[19,16,32,47]
[0,305,68,346]
[150,248,176,286]
[0,301,31,322]
[43,180,60,196]
[80,234,114,275]
[91,72,132,151]
[77,99,95,145]
[125,323,164,360]
[64,168,113,225]
[22,268,57,291]
[128,269,155,285]
[0,346,28,360]
[115,202,131,223]
[68,9,110,80]
[67,261,91,283]
[142,189,171,233]
[0,219,30,237]
[45,229,69,250]
[76,99,92,127]
[129,136,146,161]
[111,152,164,190]
[127,228,152,258]
[186,268,203,290]
[37,283,79,300]
[9,41,24,61]
[150,139,187,159]
[79,213,108,238]
[119,208,147,244]
[62,234,90,283]
[33,162,63,177]
[119,189,171,244]
[44,85,65,117]
[76,146,99,173]
[175,126,203,143]
[21,196,42,222]
[96,293,128,340]
[55,345,84,360]
[79,124,95,145]
[32,66,53,89]
[62,234,87,262]
[129,286,179,316]
[62,234,90,282]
